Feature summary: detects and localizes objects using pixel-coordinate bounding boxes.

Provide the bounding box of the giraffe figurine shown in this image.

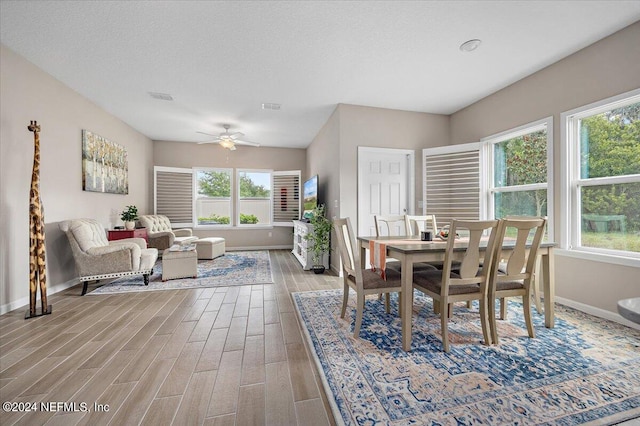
[26,120,52,319]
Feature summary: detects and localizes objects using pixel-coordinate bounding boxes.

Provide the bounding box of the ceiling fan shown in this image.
[196,124,260,150]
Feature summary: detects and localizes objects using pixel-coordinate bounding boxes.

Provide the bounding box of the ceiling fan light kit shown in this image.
[196,124,260,150]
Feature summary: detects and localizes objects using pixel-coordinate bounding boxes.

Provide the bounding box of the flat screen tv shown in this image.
[302,175,318,219]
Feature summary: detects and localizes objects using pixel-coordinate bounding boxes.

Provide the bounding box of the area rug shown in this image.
[293,290,640,425]
[88,251,273,295]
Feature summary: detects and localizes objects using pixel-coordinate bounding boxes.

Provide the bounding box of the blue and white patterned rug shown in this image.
[293,290,640,425]
[88,251,273,295]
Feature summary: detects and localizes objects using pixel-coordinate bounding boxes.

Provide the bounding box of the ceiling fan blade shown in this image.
[229,131,244,139]
[234,139,260,147]
[196,131,217,137]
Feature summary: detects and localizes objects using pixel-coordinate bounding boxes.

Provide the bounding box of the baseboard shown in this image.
[556,296,640,331]
[229,245,293,251]
[0,278,80,316]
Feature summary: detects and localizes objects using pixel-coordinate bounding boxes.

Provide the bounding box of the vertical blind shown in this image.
[273,171,301,224]
[423,148,481,227]
[154,167,193,227]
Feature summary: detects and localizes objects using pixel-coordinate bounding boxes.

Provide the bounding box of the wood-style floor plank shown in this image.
[0,250,339,426]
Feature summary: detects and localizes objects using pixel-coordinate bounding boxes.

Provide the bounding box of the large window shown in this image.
[195,168,233,227]
[237,169,272,226]
[483,117,552,239]
[154,167,300,229]
[562,90,640,259]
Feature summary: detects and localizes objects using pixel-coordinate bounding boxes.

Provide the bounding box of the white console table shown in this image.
[292,220,329,270]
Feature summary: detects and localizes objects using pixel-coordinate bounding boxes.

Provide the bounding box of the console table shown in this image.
[107,228,148,242]
[292,220,328,270]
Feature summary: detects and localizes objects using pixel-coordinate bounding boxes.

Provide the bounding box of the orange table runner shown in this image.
[369,239,421,279]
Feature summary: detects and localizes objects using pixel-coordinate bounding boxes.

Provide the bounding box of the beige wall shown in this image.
[306,108,342,271]
[449,22,640,316]
[306,104,450,271]
[153,140,306,249]
[0,44,154,313]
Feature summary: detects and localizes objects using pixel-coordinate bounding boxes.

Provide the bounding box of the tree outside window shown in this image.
[578,102,640,253]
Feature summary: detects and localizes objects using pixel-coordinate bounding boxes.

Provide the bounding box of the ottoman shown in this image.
[162,247,198,281]
[195,237,226,260]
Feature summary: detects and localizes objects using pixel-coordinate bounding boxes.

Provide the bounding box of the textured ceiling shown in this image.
[2,1,639,148]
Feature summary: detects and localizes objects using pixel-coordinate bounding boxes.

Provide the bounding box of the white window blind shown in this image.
[154,166,193,228]
[423,145,481,227]
[273,171,301,225]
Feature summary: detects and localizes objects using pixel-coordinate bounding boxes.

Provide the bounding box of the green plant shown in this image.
[120,205,138,222]
[304,204,332,265]
[240,214,259,224]
[197,214,230,224]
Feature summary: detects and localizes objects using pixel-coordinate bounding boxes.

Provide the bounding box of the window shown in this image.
[194,168,233,227]
[237,169,272,226]
[423,143,483,227]
[562,89,640,260]
[483,118,553,240]
[154,166,300,228]
[154,166,193,228]
[273,171,301,225]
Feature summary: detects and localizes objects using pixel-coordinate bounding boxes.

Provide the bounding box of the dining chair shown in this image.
[334,217,403,338]
[412,219,500,352]
[488,217,546,345]
[405,214,438,237]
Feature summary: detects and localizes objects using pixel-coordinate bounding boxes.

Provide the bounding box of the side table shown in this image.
[107,228,148,242]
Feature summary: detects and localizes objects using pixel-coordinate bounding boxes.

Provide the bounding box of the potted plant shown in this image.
[304,204,332,274]
[121,205,138,230]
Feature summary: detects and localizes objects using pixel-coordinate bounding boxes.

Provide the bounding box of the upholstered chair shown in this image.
[412,219,500,352]
[138,215,197,251]
[60,218,158,295]
[334,217,403,338]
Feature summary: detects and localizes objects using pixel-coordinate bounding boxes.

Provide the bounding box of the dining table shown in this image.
[357,235,556,351]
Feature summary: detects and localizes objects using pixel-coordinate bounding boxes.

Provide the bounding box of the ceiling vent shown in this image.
[148,92,174,101]
[261,103,281,110]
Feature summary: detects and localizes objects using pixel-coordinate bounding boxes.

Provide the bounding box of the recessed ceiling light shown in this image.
[262,103,281,110]
[459,39,482,52]
[148,92,174,101]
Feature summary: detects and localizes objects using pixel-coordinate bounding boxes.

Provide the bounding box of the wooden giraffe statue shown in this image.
[26,121,52,318]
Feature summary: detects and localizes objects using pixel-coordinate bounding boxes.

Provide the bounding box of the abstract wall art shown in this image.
[82,129,128,194]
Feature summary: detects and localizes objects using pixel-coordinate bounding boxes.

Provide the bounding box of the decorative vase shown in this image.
[312,265,325,274]
[124,221,135,230]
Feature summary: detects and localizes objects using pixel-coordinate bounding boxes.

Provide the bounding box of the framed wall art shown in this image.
[82,130,128,194]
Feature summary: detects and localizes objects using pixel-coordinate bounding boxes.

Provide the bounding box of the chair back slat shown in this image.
[494,217,547,283]
[333,218,362,283]
[443,219,500,291]
[405,214,438,236]
[374,215,408,237]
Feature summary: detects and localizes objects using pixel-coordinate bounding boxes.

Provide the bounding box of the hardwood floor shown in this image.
[0,250,341,426]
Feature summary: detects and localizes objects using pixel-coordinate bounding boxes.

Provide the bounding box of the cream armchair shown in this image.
[60,219,158,295]
[138,215,197,251]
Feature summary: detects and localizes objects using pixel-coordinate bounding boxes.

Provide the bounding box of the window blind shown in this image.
[423,148,480,226]
[154,167,193,227]
[273,171,300,225]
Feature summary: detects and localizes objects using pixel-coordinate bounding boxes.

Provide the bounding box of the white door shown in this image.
[358,147,414,236]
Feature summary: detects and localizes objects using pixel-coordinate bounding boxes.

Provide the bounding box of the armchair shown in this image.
[138,215,197,251]
[60,219,158,295]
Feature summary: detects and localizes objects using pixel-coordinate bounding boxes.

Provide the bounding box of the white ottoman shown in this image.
[162,248,198,281]
[195,237,226,260]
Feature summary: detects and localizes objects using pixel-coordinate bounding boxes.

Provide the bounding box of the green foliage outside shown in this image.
[579,104,640,234]
[198,171,270,198]
[240,214,259,224]
[496,102,639,252]
[197,214,259,225]
[197,214,230,224]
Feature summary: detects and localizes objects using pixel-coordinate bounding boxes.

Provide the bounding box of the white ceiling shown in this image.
[2,1,639,149]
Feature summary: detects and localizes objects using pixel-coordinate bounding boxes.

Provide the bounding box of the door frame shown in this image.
[357,146,415,236]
